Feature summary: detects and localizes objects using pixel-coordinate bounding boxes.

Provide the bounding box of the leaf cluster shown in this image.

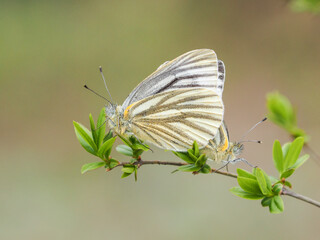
[230,137,309,213]
[173,141,211,174]
[73,108,118,174]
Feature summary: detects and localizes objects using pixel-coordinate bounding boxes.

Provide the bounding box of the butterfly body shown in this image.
[202,122,244,163]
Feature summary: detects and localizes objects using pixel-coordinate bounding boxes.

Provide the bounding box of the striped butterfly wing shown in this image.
[122,49,225,110]
[124,88,224,151]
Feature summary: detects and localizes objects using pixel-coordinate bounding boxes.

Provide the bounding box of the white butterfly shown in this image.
[105,49,225,151]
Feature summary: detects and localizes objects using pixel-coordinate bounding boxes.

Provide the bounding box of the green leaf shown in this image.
[96,108,106,148]
[89,113,98,145]
[273,140,284,173]
[108,158,119,168]
[230,187,264,200]
[73,121,98,155]
[116,145,133,156]
[173,151,194,164]
[282,143,291,159]
[261,197,273,207]
[237,169,256,180]
[290,0,320,13]
[200,164,211,174]
[187,149,198,162]
[283,181,292,188]
[97,137,116,159]
[121,172,133,178]
[103,130,113,142]
[237,177,263,195]
[81,161,106,174]
[193,141,199,157]
[272,184,283,195]
[266,92,296,128]
[283,137,304,169]
[280,168,295,179]
[195,154,207,166]
[291,154,309,170]
[269,196,284,214]
[255,168,273,196]
[177,164,201,172]
[121,166,136,173]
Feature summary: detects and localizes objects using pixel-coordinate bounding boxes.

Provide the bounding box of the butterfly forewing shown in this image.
[124,88,224,151]
[122,49,225,110]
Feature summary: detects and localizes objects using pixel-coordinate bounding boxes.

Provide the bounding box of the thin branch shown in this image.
[110,160,237,178]
[281,188,320,208]
[108,159,319,208]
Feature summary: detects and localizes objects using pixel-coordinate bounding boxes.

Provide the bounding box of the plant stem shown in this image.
[281,188,320,208]
[112,160,237,178]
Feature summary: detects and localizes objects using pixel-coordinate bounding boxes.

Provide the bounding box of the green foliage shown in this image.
[74,108,117,174]
[74,109,150,180]
[173,141,211,174]
[231,137,309,214]
[290,0,320,13]
[266,92,308,140]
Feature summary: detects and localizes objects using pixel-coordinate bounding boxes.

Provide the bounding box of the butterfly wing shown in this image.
[124,88,224,151]
[122,49,225,110]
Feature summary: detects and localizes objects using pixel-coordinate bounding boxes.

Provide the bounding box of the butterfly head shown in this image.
[228,142,244,159]
[105,104,130,136]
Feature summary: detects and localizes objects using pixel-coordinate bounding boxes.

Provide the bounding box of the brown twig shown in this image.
[109,159,319,209]
[281,188,320,208]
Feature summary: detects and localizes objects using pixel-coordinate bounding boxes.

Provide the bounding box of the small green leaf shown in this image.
[230,187,264,200]
[96,108,106,148]
[269,196,284,214]
[178,164,201,172]
[280,168,295,179]
[195,154,207,166]
[273,140,284,173]
[108,158,119,168]
[255,168,273,196]
[237,177,263,195]
[284,137,304,169]
[200,164,211,174]
[73,121,98,155]
[121,166,136,173]
[187,149,198,162]
[283,181,292,188]
[291,154,309,170]
[116,145,133,156]
[193,141,199,157]
[272,184,283,195]
[97,137,116,159]
[121,172,133,178]
[237,169,256,180]
[103,130,113,142]
[81,161,106,174]
[261,197,273,207]
[282,143,291,159]
[89,113,98,145]
[173,151,194,164]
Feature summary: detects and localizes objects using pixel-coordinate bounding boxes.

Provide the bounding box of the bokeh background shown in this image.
[1,0,320,239]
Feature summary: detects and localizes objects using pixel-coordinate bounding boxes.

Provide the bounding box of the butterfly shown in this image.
[105,49,225,151]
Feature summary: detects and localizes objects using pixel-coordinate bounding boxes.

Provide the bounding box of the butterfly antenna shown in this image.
[240,117,267,142]
[84,85,112,105]
[99,66,114,104]
[239,140,262,144]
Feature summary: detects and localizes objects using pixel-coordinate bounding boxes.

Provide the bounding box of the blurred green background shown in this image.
[1,0,320,239]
